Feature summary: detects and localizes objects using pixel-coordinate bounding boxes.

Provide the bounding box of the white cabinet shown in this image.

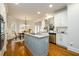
[49,17,54,25]
[56,33,67,47]
[54,8,68,48]
[54,9,67,27]
[56,34,63,46]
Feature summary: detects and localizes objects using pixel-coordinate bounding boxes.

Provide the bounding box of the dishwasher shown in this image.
[49,33,56,44]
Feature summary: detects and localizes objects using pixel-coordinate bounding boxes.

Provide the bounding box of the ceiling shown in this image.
[6,3,67,21]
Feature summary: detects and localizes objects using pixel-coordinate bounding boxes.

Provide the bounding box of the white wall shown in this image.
[67,4,79,53]
[0,3,7,55]
[7,16,25,39]
[7,16,20,32]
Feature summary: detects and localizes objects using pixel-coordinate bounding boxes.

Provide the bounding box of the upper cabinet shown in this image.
[49,17,54,25]
[54,8,67,27]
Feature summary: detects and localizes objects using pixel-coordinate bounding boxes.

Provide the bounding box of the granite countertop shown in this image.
[25,33,49,38]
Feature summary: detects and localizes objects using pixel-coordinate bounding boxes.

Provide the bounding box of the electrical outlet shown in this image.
[70,42,73,46]
[70,44,73,46]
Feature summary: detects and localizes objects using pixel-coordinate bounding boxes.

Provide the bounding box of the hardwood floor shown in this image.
[4,40,32,56]
[4,40,79,56]
[48,43,79,56]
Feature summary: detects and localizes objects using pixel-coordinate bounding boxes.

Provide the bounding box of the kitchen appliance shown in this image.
[49,24,54,30]
[49,33,56,44]
[0,14,5,50]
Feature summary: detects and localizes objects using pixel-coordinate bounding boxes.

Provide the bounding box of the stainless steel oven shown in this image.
[0,15,5,50]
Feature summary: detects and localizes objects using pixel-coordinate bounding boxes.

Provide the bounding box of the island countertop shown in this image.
[25,33,49,38]
[24,32,49,56]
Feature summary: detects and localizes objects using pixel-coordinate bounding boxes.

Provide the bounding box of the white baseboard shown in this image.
[67,46,79,53]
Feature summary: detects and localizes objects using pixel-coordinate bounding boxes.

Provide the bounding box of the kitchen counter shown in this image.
[25,33,49,38]
[24,33,49,56]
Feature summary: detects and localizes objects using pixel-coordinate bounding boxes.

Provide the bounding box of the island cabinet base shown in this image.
[24,34,49,56]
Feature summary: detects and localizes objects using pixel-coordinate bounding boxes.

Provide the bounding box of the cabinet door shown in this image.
[49,17,54,24]
[54,13,62,26]
[56,34,63,46]
[56,33,67,47]
[54,9,67,27]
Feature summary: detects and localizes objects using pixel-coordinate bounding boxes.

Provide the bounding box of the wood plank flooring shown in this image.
[4,40,32,56]
[48,43,79,56]
[4,40,79,56]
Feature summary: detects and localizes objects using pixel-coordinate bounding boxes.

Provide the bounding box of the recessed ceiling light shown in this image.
[49,4,53,8]
[37,11,40,14]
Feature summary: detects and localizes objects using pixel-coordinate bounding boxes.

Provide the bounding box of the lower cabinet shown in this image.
[56,33,67,47]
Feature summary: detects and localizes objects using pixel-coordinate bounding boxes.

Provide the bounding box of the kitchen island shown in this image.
[24,33,49,56]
